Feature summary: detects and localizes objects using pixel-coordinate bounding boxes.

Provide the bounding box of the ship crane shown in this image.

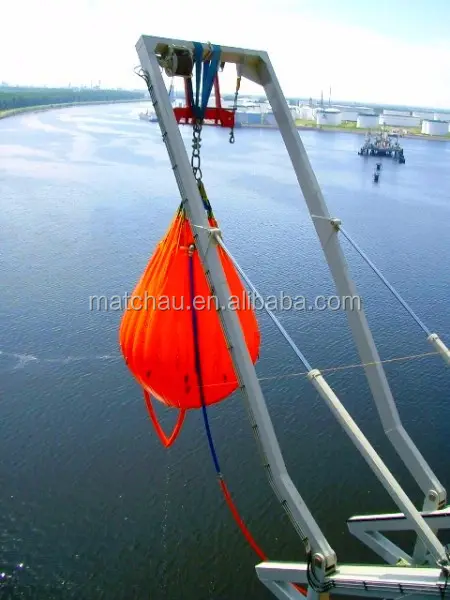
[133,35,450,600]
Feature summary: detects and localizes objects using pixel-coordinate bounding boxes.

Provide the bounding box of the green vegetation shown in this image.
[295,118,362,131]
[294,118,450,139]
[0,86,146,118]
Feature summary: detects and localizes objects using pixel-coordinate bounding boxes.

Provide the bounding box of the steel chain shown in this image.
[191,120,203,182]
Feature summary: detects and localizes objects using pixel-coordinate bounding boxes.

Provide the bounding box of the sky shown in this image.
[1,0,450,108]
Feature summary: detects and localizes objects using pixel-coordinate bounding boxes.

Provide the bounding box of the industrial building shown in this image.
[421,119,449,136]
[357,113,378,128]
[298,103,372,123]
[326,104,359,121]
[235,109,263,126]
[235,103,299,127]
[379,114,421,128]
[433,112,450,122]
[413,110,434,120]
[382,109,411,117]
[232,96,450,136]
[262,112,277,127]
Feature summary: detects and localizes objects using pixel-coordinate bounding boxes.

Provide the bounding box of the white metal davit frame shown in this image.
[135,35,450,599]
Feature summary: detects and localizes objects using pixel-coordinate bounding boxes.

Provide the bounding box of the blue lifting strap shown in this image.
[187,41,222,121]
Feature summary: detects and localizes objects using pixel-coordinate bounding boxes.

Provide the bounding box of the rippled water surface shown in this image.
[0,103,449,599]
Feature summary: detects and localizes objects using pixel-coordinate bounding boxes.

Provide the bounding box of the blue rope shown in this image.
[186,78,194,109]
[188,251,221,475]
[184,45,224,463]
[187,251,285,576]
[201,44,221,117]
[193,42,202,114]
[188,41,221,121]
[201,52,209,110]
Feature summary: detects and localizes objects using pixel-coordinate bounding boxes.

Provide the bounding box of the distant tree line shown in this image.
[0,87,146,111]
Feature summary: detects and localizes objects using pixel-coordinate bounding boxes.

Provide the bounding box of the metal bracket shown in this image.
[256,561,449,599]
[347,506,450,566]
[330,218,341,230]
[208,226,222,239]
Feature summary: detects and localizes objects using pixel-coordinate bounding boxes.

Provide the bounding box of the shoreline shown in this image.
[238,122,450,142]
[0,98,144,121]
[3,102,449,143]
[296,125,450,142]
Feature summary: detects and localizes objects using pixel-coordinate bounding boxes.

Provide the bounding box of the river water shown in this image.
[0,103,449,599]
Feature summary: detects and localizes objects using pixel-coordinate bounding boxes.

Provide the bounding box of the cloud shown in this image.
[1,0,449,108]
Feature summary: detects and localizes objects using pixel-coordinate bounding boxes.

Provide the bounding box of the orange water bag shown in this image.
[119,206,261,447]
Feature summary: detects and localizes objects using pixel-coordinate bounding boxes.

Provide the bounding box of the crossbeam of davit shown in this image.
[138,35,266,68]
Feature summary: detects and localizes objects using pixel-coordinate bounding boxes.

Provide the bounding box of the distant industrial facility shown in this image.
[140,89,450,139]
[233,98,299,127]
[295,103,450,135]
[225,96,450,137]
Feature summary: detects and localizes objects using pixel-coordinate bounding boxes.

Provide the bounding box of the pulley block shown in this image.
[160,45,194,78]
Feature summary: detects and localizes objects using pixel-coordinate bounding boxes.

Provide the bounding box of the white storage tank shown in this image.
[299,105,315,121]
[316,108,327,125]
[316,108,342,126]
[357,113,378,128]
[326,108,342,125]
[289,106,300,120]
[421,120,449,136]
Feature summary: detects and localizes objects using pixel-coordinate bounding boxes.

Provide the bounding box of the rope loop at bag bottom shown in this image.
[143,390,186,448]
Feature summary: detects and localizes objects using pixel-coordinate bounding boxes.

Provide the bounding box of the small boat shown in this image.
[138,109,158,122]
[358,131,406,162]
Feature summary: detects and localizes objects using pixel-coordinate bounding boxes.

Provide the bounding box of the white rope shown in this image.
[216,235,313,371]
[310,215,435,338]
[201,346,440,389]
[339,226,432,337]
[190,226,445,389]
